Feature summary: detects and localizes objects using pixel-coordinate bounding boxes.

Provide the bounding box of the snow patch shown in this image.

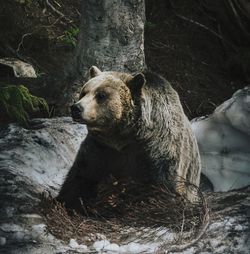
[69,238,79,248]
[119,242,158,253]
[103,243,120,252]
[192,86,250,191]
[93,240,111,251]
[0,237,6,246]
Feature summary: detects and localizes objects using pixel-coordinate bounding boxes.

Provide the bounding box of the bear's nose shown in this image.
[71,104,83,119]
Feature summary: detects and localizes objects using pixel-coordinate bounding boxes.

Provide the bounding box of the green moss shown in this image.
[0,84,49,125]
[60,26,79,48]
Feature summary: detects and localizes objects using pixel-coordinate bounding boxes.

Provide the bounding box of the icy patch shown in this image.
[192,86,250,191]
[69,238,79,248]
[104,243,120,252]
[0,237,6,246]
[119,242,158,253]
[89,226,175,253]
[93,240,111,251]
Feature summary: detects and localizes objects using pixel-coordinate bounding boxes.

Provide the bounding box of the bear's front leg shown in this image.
[57,136,105,213]
[57,164,98,213]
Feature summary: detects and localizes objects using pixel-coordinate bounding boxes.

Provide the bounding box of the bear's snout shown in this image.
[71,103,83,120]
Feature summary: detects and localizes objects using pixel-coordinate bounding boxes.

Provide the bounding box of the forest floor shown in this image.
[0,0,249,120]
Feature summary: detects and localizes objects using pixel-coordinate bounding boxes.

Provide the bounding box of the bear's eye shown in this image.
[96,91,107,103]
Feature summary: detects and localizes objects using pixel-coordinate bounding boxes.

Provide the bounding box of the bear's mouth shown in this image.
[87,126,104,132]
[72,117,103,130]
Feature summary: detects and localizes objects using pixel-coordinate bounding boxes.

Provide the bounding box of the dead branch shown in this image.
[40,177,209,248]
[228,0,250,39]
[164,189,210,253]
[16,33,32,53]
[168,0,237,52]
[45,0,72,23]
[15,17,62,53]
[175,13,237,51]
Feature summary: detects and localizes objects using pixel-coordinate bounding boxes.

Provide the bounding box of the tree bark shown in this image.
[66,0,146,82]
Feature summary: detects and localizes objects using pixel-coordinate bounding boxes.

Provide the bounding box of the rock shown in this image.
[0,117,87,253]
[0,117,87,195]
[192,86,250,191]
[0,58,37,78]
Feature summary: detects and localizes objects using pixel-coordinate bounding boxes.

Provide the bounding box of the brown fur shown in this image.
[58,67,201,211]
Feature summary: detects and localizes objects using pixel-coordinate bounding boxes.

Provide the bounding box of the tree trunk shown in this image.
[66,0,146,83]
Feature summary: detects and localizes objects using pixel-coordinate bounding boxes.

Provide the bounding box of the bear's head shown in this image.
[71,66,146,133]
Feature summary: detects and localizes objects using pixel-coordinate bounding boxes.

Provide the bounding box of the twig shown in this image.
[45,0,72,23]
[168,0,237,52]
[175,13,237,51]
[228,0,250,39]
[179,209,185,239]
[15,17,62,53]
[6,45,44,72]
[233,0,250,19]
[16,33,32,53]
[151,41,175,50]
[183,101,192,116]
[165,201,210,253]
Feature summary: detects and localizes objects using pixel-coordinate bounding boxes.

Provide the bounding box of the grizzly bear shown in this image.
[58,66,201,211]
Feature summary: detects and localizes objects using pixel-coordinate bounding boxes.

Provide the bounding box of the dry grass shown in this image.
[40,176,209,248]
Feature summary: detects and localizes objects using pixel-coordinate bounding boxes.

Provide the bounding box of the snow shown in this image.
[191,86,250,191]
[119,242,158,253]
[209,239,220,248]
[93,241,120,252]
[0,237,6,246]
[69,238,79,248]
[93,240,111,251]
[91,233,161,253]
[103,243,120,252]
[179,247,195,254]
[234,224,243,231]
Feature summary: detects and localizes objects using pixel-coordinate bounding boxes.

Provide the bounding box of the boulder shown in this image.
[0,58,37,78]
[0,117,87,253]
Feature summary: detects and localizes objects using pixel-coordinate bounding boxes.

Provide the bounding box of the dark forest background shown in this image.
[0,0,250,123]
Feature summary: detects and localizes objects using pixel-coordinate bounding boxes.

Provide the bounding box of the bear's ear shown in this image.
[127,73,145,93]
[89,66,102,78]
